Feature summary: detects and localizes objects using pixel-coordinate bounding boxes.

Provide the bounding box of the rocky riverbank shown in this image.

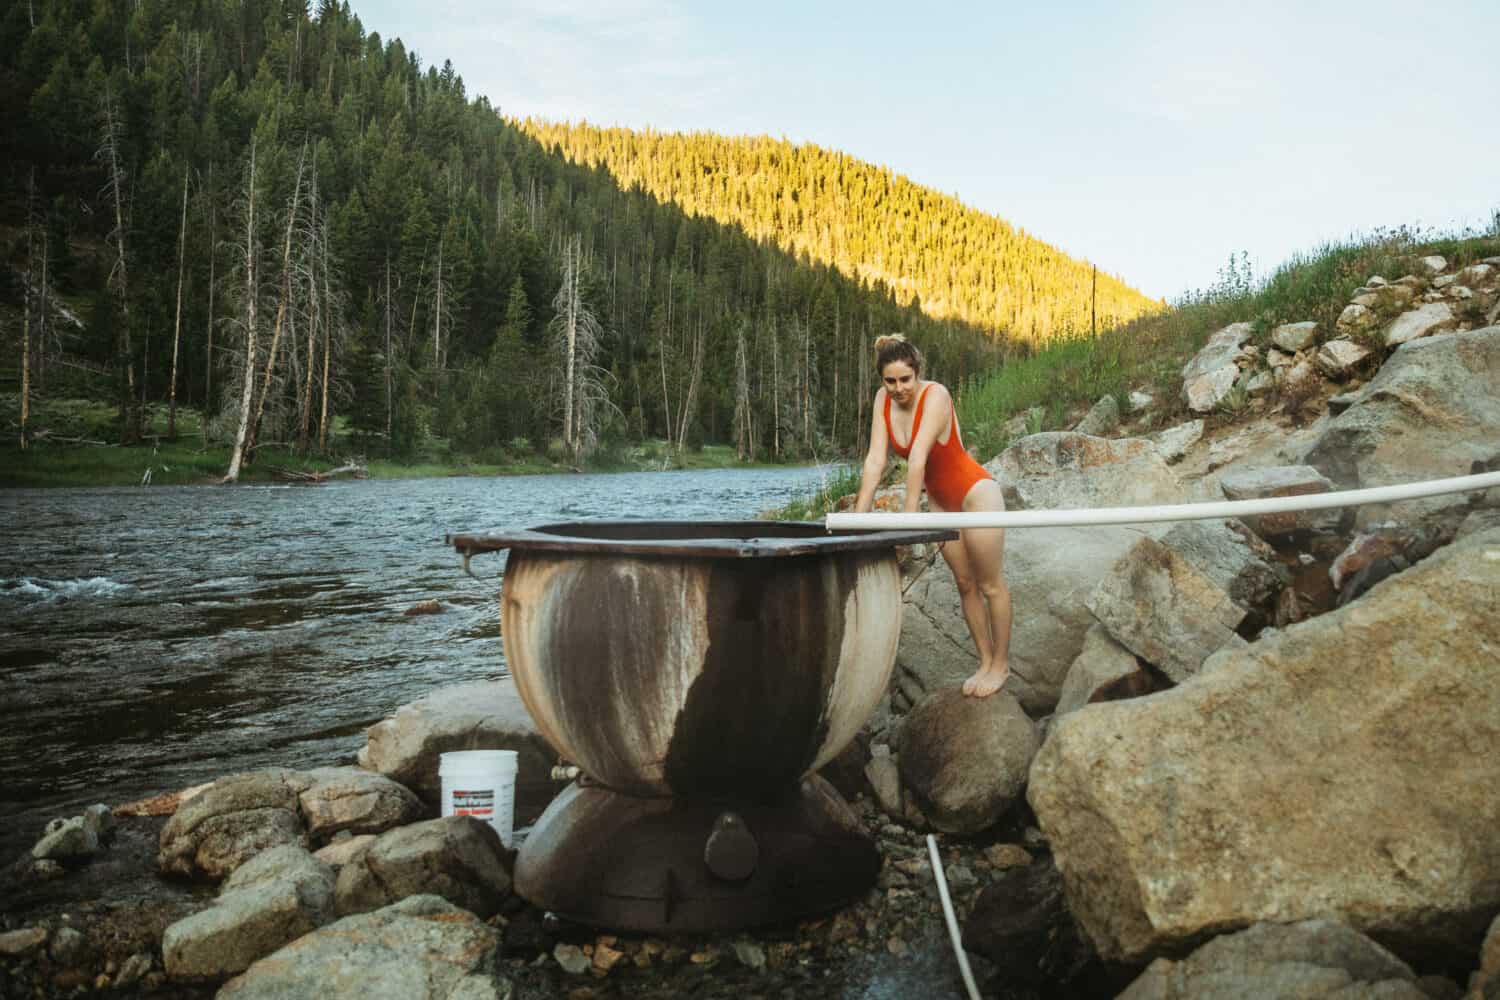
[3,257,1499,999]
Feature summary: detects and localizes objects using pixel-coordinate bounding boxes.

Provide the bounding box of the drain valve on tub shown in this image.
[704,812,758,881]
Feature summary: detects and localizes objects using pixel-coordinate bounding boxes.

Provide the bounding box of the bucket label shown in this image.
[452,788,494,818]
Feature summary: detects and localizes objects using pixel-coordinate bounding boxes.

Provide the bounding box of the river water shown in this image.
[0,466,843,859]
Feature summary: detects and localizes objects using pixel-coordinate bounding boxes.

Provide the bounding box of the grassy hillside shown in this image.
[958,225,1500,461]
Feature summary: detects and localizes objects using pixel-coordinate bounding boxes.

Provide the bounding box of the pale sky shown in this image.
[352,1,1499,301]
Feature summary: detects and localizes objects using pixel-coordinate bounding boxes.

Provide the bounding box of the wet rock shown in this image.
[1030,528,1500,966]
[897,523,1159,716]
[334,816,511,919]
[1182,322,1254,412]
[1054,624,1151,717]
[157,769,310,880]
[115,782,213,818]
[0,927,47,957]
[962,856,1099,991]
[163,844,335,981]
[1117,920,1424,999]
[297,766,423,842]
[1218,464,1342,538]
[32,816,99,861]
[1153,419,1204,464]
[358,678,555,821]
[554,942,590,975]
[48,925,87,965]
[896,687,1038,835]
[218,895,509,999]
[1272,321,1319,352]
[987,432,1185,510]
[403,600,444,615]
[1072,394,1120,436]
[1386,302,1458,347]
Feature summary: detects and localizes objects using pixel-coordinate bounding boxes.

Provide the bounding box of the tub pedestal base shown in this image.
[514,774,879,933]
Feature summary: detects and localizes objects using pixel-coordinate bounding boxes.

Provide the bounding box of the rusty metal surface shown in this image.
[515,776,879,933]
[500,547,901,799]
[449,519,954,560]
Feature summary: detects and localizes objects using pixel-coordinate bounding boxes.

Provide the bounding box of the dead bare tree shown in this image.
[167,166,189,439]
[202,163,217,437]
[21,171,36,449]
[224,139,260,483]
[245,144,308,461]
[97,87,141,445]
[674,307,705,453]
[732,321,752,461]
[549,234,615,461]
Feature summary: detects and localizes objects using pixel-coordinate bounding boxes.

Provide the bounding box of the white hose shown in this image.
[827,470,1500,531]
[927,833,982,1000]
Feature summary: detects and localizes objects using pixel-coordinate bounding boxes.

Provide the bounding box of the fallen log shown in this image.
[270,461,367,483]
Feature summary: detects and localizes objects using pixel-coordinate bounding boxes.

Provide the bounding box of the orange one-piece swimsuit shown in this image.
[884,383,994,511]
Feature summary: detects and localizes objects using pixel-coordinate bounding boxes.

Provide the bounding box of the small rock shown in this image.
[591,942,624,974]
[1335,303,1375,334]
[1127,391,1155,413]
[33,816,99,861]
[115,953,153,988]
[985,843,1034,870]
[1271,321,1319,352]
[23,859,65,883]
[732,939,767,970]
[946,864,978,889]
[1315,338,1371,378]
[1365,275,1389,288]
[554,943,591,975]
[404,600,444,615]
[886,936,909,956]
[82,804,115,841]
[0,927,48,957]
[49,926,87,965]
[1420,254,1448,274]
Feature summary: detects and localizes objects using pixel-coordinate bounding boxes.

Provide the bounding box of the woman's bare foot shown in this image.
[963,664,1009,698]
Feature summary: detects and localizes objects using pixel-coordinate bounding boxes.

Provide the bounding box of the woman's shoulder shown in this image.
[920,381,953,406]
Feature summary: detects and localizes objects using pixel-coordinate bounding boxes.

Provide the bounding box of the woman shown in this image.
[853,334,1012,698]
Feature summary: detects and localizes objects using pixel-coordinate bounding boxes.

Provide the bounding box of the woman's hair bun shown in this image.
[873,333,907,351]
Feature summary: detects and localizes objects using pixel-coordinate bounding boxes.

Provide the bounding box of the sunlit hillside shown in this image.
[520,120,1164,343]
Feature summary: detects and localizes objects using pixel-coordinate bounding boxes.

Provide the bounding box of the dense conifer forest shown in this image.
[0,0,1151,468]
[522,121,1161,342]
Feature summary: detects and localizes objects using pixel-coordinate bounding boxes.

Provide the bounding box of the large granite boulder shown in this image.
[158,770,310,880]
[896,525,1160,716]
[358,678,556,821]
[218,895,510,999]
[163,845,336,981]
[1304,326,1500,490]
[1181,323,1254,413]
[985,433,1186,511]
[298,767,423,843]
[1084,519,1283,683]
[1029,527,1500,966]
[1118,920,1424,1000]
[1054,625,1152,717]
[334,816,511,919]
[896,687,1038,834]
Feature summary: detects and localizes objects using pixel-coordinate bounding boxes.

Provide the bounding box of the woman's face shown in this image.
[881,360,919,407]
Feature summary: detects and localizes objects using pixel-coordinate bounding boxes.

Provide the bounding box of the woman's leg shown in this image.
[958,479,1011,698]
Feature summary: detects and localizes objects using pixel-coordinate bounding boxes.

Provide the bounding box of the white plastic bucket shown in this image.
[439,750,518,848]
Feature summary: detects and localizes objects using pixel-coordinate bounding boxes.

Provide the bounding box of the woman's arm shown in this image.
[853,390,890,513]
[902,384,952,513]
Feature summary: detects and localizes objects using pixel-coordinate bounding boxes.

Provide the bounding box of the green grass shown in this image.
[957,224,1500,460]
[763,465,864,521]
